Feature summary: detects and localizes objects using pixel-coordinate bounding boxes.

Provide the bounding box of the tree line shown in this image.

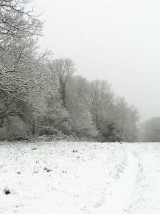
[0,0,157,142]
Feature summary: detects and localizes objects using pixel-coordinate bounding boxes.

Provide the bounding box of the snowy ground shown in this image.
[0,142,160,214]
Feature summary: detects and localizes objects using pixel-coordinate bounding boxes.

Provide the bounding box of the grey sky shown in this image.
[35,0,160,121]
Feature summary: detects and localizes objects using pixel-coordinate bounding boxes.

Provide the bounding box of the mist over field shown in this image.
[36,0,160,122]
[0,2,160,214]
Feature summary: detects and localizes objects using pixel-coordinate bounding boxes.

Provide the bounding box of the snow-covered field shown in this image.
[0,142,160,214]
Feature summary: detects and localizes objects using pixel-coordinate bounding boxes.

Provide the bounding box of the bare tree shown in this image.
[0,0,44,139]
[0,0,42,43]
[0,0,43,104]
[48,58,75,107]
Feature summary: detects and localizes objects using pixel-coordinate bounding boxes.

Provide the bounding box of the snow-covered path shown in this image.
[92,146,139,214]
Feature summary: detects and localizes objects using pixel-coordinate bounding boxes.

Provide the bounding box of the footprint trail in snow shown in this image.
[92,146,139,214]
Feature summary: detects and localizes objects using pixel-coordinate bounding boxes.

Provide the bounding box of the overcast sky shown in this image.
[35,0,160,121]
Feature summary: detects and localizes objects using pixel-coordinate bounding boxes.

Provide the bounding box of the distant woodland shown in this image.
[0,0,159,142]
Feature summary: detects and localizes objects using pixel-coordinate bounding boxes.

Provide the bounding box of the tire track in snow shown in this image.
[91,145,139,214]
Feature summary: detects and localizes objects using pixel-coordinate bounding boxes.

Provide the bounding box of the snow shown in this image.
[0,142,160,214]
[92,149,139,214]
